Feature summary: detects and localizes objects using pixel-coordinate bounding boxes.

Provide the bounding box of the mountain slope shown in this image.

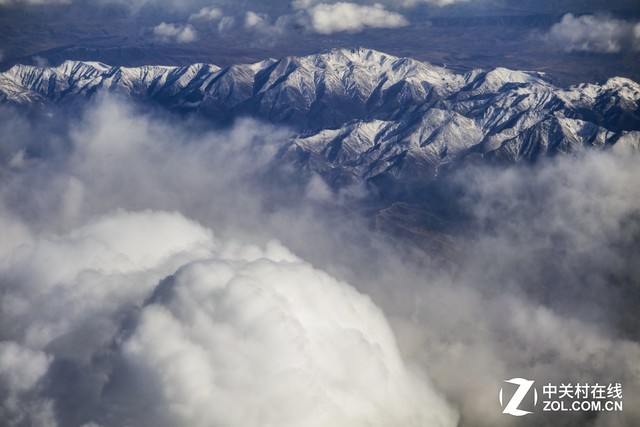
[1,48,639,186]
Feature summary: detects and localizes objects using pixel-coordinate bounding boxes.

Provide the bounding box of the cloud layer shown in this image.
[409,146,640,425]
[0,96,457,426]
[0,93,638,427]
[0,0,478,42]
[0,209,458,427]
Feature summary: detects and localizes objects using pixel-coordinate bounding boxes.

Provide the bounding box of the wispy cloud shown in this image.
[188,6,223,22]
[0,82,639,426]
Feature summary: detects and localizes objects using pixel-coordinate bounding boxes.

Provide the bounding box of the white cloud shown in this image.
[241,11,292,42]
[430,0,468,4]
[0,342,50,392]
[0,207,458,426]
[301,2,409,34]
[293,0,470,8]
[32,55,49,68]
[0,91,639,427]
[188,5,223,22]
[403,147,640,425]
[153,22,197,43]
[546,13,640,53]
[244,10,267,28]
[399,0,469,6]
[305,173,333,201]
[0,210,215,361]
[123,239,458,427]
[217,15,236,33]
[0,95,457,427]
[0,341,54,426]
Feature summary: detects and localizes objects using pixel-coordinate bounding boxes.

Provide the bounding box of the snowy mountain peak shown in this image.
[0,49,638,185]
[55,60,111,76]
[322,47,396,64]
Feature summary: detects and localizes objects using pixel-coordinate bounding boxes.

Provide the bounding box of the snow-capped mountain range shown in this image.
[1,48,639,184]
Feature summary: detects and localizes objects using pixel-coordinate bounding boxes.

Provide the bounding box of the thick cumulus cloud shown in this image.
[0,96,458,427]
[546,13,640,53]
[0,210,216,426]
[0,211,215,351]
[123,241,457,427]
[0,209,457,427]
[296,2,409,34]
[0,93,639,427]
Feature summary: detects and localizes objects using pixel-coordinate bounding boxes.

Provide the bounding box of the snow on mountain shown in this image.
[1,48,638,186]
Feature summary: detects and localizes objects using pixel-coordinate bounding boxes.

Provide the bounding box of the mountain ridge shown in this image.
[1,47,639,186]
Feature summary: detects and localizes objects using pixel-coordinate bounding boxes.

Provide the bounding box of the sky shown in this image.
[1,0,640,82]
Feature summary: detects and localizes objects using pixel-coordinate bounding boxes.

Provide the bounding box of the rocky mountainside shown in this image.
[1,48,639,185]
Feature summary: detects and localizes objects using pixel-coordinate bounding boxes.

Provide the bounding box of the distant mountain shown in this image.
[1,48,639,186]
